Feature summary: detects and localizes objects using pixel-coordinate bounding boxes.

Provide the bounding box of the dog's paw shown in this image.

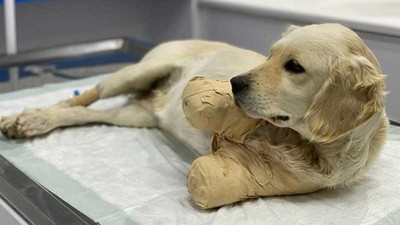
[1,109,56,138]
[1,115,19,138]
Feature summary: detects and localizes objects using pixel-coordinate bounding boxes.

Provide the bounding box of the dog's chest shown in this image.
[243,124,276,153]
[243,123,302,155]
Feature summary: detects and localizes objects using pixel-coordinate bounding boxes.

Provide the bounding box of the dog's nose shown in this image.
[230,76,249,95]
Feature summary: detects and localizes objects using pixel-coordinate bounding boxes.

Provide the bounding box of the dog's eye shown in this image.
[284,59,305,74]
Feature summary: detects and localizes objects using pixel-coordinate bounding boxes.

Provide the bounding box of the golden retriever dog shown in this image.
[1,23,388,193]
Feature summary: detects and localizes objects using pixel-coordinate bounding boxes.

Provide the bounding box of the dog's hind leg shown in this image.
[53,61,174,108]
[97,62,174,99]
[1,103,157,138]
[1,61,173,138]
[0,88,103,138]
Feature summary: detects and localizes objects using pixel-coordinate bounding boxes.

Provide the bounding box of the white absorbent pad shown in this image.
[0,75,400,225]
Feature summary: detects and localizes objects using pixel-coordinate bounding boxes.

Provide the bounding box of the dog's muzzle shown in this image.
[230,76,249,95]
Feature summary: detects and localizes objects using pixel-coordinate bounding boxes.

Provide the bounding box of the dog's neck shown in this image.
[244,111,387,186]
[291,111,386,184]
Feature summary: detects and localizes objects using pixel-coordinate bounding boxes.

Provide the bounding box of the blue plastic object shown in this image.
[74,90,80,96]
[0,0,45,4]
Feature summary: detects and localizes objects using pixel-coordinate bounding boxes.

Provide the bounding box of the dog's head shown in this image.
[231,23,385,142]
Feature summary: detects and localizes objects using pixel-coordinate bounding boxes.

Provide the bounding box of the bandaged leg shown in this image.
[187,141,321,209]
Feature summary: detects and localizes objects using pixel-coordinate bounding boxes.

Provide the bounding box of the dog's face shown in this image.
[231,23,385,142]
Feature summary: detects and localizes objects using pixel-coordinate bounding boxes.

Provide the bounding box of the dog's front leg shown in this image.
[187,141,322,209]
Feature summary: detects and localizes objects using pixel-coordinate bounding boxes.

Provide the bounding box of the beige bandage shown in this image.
[66,88,100,107]
[183,77,321,209]
[188,140,320,209]
[182,77,264,143]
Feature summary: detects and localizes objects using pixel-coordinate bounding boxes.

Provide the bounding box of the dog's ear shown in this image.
[304,54,385,142]
[282,25,301,36]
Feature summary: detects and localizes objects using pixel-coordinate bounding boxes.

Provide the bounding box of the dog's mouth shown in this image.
[236,102,290,122]
[271,115,290,122]
[234,95,290,122]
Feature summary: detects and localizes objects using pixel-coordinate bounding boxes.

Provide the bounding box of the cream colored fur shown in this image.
[0,23,388,189]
